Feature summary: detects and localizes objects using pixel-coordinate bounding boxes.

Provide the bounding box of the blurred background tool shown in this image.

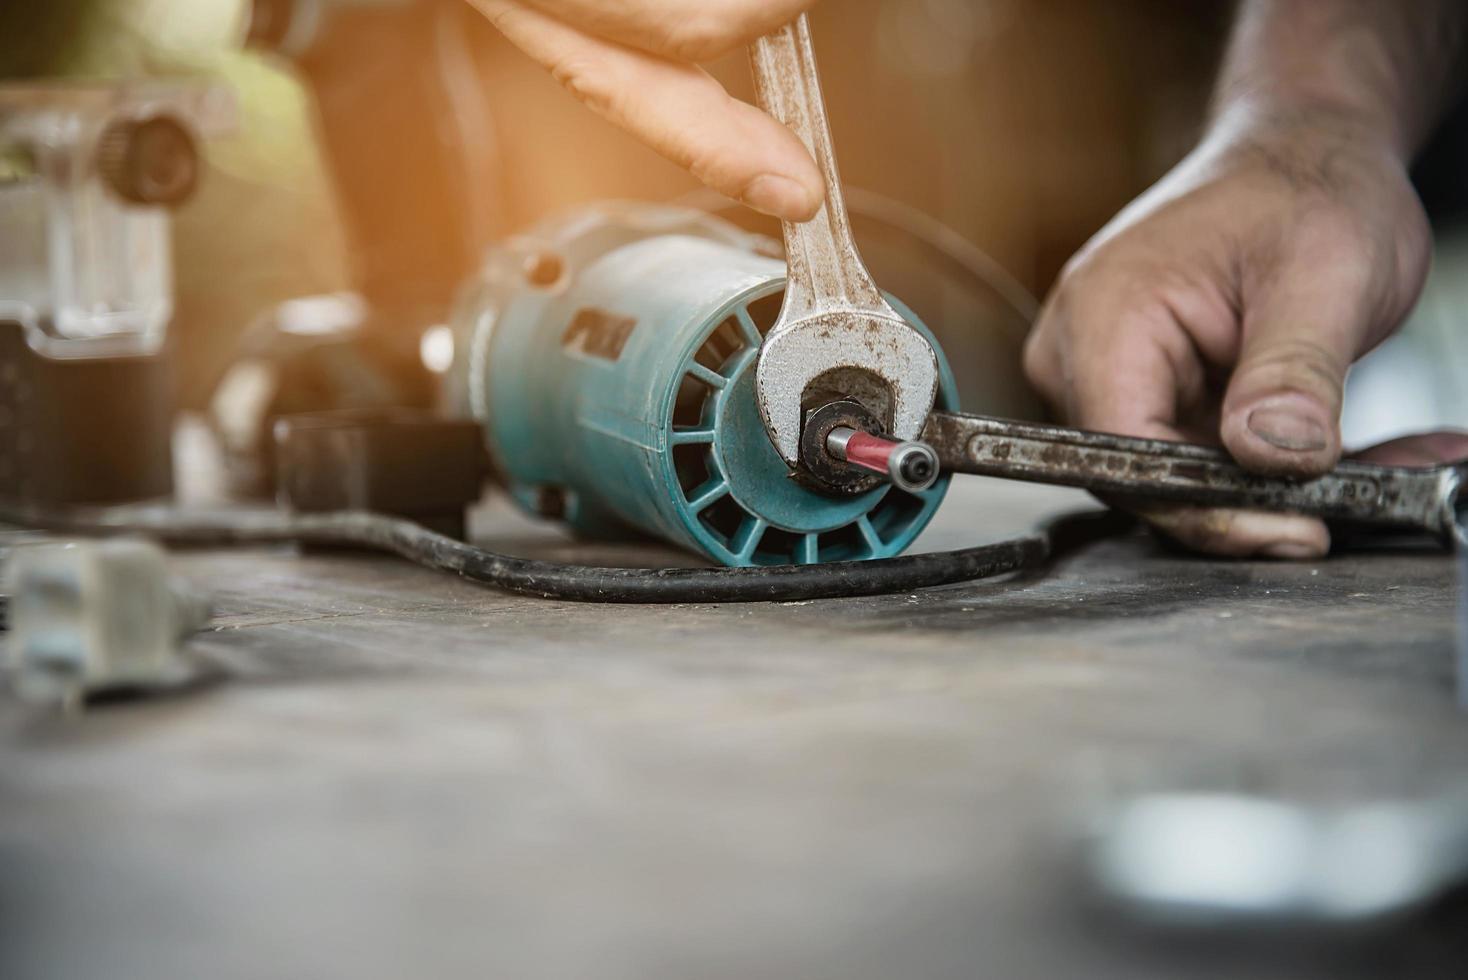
[0,82,233,506]
[272,409,487,540]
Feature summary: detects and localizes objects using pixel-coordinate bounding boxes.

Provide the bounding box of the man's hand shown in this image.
[1025,105,1436,557]
[467,0,823,221]
[1024,0,1468,559]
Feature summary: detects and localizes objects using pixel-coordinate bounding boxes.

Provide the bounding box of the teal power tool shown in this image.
[453,203,957,567]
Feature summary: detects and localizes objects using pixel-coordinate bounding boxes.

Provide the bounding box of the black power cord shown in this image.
[0,504,1121,604]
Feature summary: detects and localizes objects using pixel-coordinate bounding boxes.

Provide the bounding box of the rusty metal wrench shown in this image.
[749,15,941,469]
[923,412,1468,541]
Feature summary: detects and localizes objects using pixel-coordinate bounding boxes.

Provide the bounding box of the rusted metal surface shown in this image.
[924,411,1466,539]
[748,15,939,467]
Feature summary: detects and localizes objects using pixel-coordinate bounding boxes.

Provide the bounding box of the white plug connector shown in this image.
[3,539,211,708]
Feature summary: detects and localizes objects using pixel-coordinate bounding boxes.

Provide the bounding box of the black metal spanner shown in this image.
[923,411,1466,541]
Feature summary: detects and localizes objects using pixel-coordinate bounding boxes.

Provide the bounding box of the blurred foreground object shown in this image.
[3,538,211,709]
[1089,788,1468,929]
[0,82,233,504]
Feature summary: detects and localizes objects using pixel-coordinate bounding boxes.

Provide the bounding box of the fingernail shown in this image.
[1246,404,1328,453]
[1258,540,1322,560]
[740,174,817,220]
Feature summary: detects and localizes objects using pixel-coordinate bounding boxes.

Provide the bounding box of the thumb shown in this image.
[1218,250,1379,477]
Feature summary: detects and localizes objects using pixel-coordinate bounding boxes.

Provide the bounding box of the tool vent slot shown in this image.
[818,522,872,563]
[698,492,746,548]
[868,490,923,542]
[754,526,804,563]
[670,373,714,431]
[692,318,746,373]
[672,443,713,496]
[561,307,637,360]
[744,292,783,335]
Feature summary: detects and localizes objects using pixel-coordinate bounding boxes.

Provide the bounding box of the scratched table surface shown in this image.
[2,476,1466,980]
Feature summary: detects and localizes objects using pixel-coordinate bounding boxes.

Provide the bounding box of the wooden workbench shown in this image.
[2,478,1465,979]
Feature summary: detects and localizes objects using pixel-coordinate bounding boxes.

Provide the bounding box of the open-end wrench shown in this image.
[749,15,940,471]
[923,411,1467,541]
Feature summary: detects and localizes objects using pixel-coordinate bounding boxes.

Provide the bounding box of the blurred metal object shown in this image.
[749,15,941,475]
[0,83,234,507]
[1089,789,1468,927]
[3,538,211,709]
[0,82,233,359]
[273,409,487,539]
[205,292,439,498]
[925,412,1467,540]
[95,114,199,207]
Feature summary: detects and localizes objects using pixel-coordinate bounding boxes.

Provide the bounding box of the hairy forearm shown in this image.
[1214,0,1468,159]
